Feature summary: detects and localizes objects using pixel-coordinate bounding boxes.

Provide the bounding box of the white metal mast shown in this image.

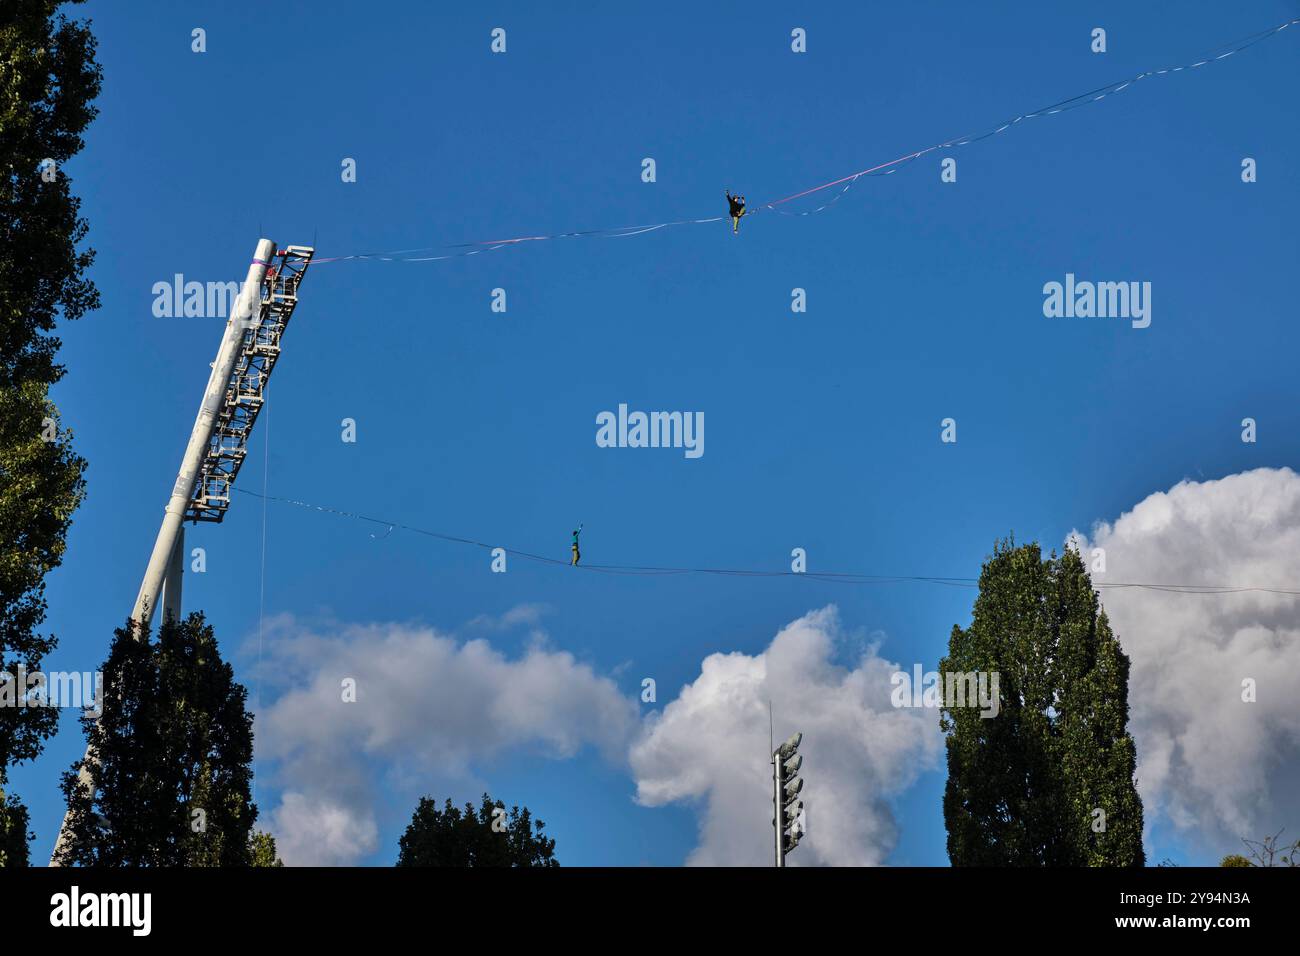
[131,239,274,623]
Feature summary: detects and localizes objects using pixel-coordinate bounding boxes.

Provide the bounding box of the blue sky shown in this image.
[13,1,1300,865]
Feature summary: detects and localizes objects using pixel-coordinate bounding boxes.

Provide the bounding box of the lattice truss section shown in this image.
[186,246,314,522]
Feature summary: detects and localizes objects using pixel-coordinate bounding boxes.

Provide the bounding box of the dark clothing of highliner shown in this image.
[726,191,747,234]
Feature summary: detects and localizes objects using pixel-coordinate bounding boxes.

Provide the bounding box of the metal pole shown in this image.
[131,239,274,627]
[159,525,184,623]
[49,239,274,865]
[770,701,779,867]
[764,702,774,868]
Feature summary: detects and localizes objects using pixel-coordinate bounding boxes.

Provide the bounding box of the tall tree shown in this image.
[56,612,262,866]
[941,539,1144,866]
[397,793,559,867]
[0,0,101,865]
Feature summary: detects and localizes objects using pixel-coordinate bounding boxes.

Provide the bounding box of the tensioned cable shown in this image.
[251,391,270,806]
[234,488,1300,597]
[308,17,1299,266]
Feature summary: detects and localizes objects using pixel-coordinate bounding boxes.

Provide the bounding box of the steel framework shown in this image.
[187,245,313,522]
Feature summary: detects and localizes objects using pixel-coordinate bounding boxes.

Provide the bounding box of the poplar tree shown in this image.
[941,539,1145,866]
[0,0,101,864]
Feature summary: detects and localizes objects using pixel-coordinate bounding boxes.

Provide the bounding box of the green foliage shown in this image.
[1220,854,1252,867]
[249,830,284,867]
[941,539,1145,866]
[0,383,83,766]
[1,0,102,388]
[397,793,559,867]
[56,612,262,866]
[0,782,30,866]
[0,0,99,865]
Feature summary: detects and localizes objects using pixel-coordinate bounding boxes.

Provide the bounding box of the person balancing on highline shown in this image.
[571,523,583,566]
[726,189,747,234]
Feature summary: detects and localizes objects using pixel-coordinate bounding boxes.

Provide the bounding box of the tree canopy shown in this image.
[397,793,559,867]
[56,612,264,866]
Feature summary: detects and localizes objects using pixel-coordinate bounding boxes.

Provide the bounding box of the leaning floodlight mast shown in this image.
[49,238,314,865]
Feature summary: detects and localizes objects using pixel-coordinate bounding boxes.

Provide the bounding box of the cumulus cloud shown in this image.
[253,609,638,865]
[629,606,942,866]
[268,792,379,867]
[1069,467,1300,854]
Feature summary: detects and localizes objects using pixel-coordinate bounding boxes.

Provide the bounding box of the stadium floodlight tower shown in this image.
[773,731,805,867]
[49,238,314,865]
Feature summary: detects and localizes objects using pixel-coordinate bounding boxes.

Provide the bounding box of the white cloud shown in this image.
[629,606,942,866]
[465,602,551,632]
[269,792,379,867]
[1070,467,1300,855]
[253,608,638,865]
